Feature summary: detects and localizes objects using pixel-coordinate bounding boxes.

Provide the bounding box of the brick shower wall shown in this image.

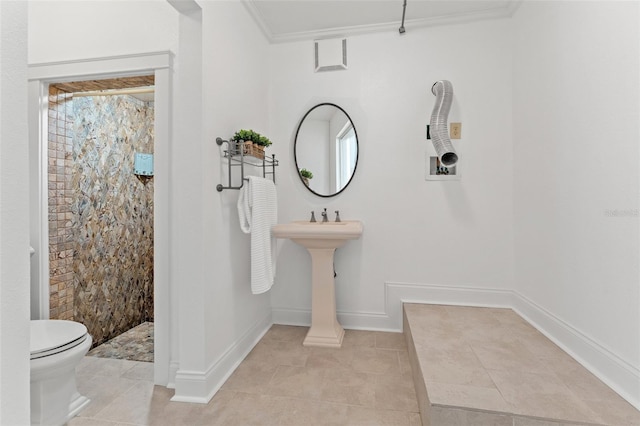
[48,87,74,320]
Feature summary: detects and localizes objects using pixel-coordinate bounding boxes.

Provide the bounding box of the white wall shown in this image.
[0,1,31,424]
[512,1,639,406]
[268,19,515,327]
[28,0,178,64]
[193,0,273,401]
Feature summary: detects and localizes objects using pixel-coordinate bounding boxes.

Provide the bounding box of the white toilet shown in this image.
[30,320,92,426]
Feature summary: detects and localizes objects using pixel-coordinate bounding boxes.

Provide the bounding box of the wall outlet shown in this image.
[450,122,461,139]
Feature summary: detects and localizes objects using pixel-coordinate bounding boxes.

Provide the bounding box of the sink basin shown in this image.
[272,220,363,348]
[273,220,363,247]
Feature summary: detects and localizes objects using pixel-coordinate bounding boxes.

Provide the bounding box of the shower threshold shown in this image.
[87,321,154,363]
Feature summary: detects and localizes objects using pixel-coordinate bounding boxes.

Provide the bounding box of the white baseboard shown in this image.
[166,360,180,389]
[274,281,639,410]
[384,282,514,330]
[271,307,395,332]
[273,283,514,332]
[171,310,272,403]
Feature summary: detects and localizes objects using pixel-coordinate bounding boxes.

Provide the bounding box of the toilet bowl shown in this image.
[30,320,92,426]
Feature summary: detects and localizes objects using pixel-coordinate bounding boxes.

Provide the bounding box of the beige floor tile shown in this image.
[122,361,154,381]
[68,417,122,426]
[375,332,407,350]
[487,307,528,327]
[246,338,311,367]
[319,368,377,407]
[345,406,422,426]
[431,406,512,426]
[555,363,623,403]
[413,336,470,355]
[147,386,206,426]
[410,326,465,348]
[306,346,355,370]
[469,339,550,375]
[404,303,451,322]
[427,381,511,413]
[444,305,504,330]
[76,355,106,377]
[487,369,604,424]
[265,365,325,400]
[277,397,350,425]
[92,380,156,424]
[582,397,640,426]
[374,373,419,412]
[351,347,402,375]
[460,322,519,347]
[189,389,239,426]
[342,330,376,348]
[417,343,496,388]
[514,330,568,359]
[75,374,140,418]
[398,350,413,376]
[221,356,279,394]
[78,357,138,378]
[512,417,586,426]
[206,391,286,426]
[262,325,309,343]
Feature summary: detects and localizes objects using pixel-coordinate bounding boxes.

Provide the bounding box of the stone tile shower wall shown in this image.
[72,95,154,348]
[48,87,75,320]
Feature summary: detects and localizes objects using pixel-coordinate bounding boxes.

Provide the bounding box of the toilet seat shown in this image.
[30,320,89,360]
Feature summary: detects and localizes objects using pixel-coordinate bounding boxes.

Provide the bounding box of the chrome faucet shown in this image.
[334,210,341,222]
[310,211,316,222]
[321,208,328,223]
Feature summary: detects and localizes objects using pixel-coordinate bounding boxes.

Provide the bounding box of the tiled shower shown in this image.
[47,84,155,349]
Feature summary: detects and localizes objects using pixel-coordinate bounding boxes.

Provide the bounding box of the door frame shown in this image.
[28,51,172,386]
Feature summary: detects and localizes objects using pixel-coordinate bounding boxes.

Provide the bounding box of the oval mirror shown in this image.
[294,103,359,197]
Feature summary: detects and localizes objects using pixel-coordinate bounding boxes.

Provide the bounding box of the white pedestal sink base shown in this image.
[271,220,363,350]
[303,247,344,348]
[304,324,344,348]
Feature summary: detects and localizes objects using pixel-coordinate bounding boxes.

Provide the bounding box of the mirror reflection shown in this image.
[294,103,358,197]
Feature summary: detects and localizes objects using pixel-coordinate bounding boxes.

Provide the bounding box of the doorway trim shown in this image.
[28,51,172,386]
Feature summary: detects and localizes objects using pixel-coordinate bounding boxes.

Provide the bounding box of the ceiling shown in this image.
[243,0,522,43]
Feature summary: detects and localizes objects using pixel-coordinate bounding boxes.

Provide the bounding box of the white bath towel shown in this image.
[237,176,278,294]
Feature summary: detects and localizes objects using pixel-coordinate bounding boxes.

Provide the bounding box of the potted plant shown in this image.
[232,129,272,159]
[299,168,313,186]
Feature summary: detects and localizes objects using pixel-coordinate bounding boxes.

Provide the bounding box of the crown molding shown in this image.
[241,0,275,43]
[243,1,519,45]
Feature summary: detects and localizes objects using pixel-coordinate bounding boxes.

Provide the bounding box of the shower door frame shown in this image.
[28,52,172,387]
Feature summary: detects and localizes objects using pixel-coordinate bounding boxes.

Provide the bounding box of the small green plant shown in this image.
[299,168,313,179]
[232,129,272,147]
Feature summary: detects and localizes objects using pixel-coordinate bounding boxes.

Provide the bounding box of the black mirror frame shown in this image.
[294,103,359,198]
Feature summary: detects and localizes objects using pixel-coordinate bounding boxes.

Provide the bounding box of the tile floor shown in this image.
[71,307,640,426]
[404,303,640,426]
[71,326,421,425]
[87,322,154,363]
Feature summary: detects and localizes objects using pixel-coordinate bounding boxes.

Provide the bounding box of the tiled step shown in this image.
[403,303,640,426]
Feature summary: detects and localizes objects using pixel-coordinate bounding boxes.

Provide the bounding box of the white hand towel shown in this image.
[237,176,278,294]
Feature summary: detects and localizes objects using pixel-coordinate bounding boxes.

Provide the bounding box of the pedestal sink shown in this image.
[272,220,363,348]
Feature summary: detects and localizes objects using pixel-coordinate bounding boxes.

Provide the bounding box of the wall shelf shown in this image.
[216,137,278,192]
